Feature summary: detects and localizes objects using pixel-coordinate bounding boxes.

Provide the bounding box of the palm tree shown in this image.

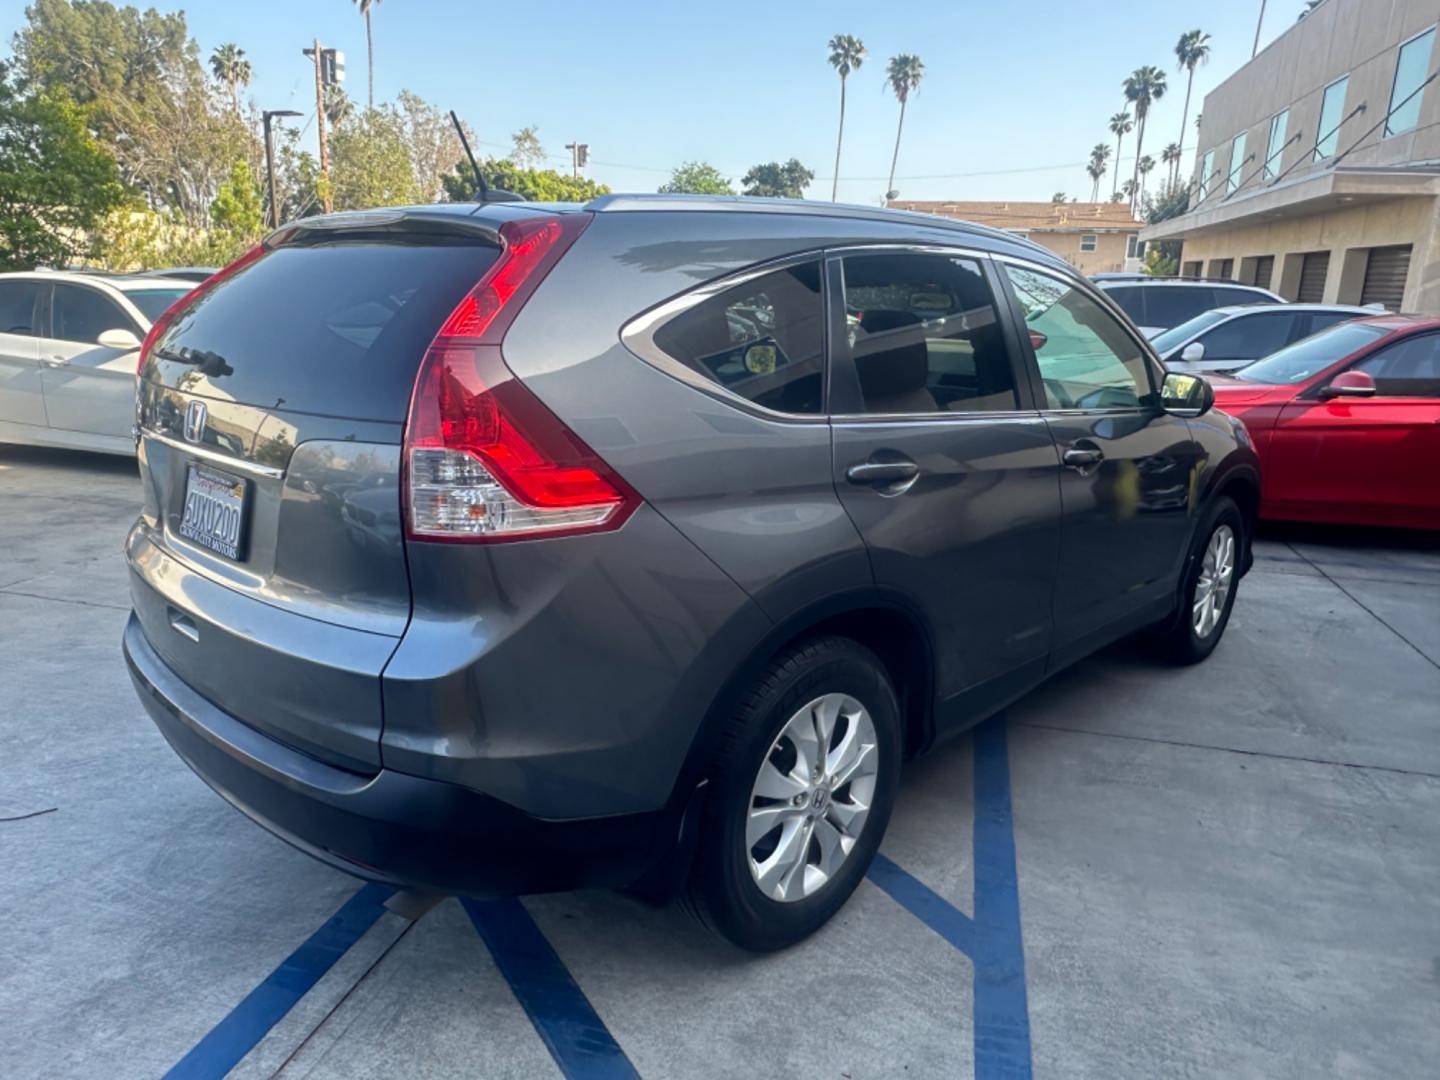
[209,43,251,113]
[1161,142,1181,186]
[827,35,866,202]
[1174,30,1210,177]
[1108,112,1133,197]
[352,0,383,109]
[1123,66,1167,211]
[884,54,924,202]
[1087,144,1111,201]
[1121,179,1137,206]
[1137,155,1155,205]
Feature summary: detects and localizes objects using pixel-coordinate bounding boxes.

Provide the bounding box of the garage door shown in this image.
[1360,246,1411,311]
[1253,255,1275,291]
[1297,252,1330,302]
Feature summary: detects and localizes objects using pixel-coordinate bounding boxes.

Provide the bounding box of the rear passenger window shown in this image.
[652,262,824,414]
[1142,287,1216,330]
[840,253,1017,414]
[1102,286,1144,323]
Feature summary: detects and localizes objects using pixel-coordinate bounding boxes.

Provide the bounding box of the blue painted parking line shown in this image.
[868,717,1033,1080]
[164,882,393,1080]
[464,896,640,1080]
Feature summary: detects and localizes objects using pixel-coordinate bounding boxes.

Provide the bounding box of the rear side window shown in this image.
[1141,287,1216,330]
[1213,286,1269,307]
[0,281,40,336]
[53,284,134,344]
[154,240,500,420]
[840,252,1017,414]
[652,262,824,415]
[1102,286,1144,323]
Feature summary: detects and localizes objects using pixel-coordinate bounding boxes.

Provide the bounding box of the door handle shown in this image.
[846,460,920,486]
[1062,446,1104,469]
[43,356,69,368]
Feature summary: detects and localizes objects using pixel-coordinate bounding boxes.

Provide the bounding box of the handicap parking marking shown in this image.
[464,897,640,1080]
[869,718,1034,1080]
[163,882,393,1080]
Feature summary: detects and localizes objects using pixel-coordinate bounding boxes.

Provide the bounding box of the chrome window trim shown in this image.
[142,430,286,479]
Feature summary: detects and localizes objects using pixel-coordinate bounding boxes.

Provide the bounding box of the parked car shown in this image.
[139,267,219,283]
[0,271,194,455]
[123,197,1259,951]
[1154,303,1376,374]
[1210,314,1439,530]
[1096,278,1283,337]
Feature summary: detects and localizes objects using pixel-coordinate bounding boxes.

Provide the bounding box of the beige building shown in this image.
[1142,0,1440,312]
[889,201,1145,275]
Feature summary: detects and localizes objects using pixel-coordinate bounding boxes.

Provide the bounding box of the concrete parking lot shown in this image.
[2,444,1437,1079]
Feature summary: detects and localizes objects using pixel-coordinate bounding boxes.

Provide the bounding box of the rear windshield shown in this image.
[152,239,499,421]
[125,288,192,323]
[1233,323,1390,384]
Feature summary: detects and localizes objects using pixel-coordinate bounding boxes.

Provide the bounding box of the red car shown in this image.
[1208,315,1440,530]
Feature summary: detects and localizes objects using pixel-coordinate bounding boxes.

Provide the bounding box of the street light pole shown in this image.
[262,109,302,229]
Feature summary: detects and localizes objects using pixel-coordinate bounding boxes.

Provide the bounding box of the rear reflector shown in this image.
[403,214,639,542]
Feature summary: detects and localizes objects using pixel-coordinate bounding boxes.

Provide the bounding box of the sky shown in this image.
[3,0,1326,204]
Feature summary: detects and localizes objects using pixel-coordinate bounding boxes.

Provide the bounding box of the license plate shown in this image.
[178,464,248,561]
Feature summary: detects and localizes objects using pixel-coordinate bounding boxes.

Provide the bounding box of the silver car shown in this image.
[1155,302,1379,375]
[0,270,195,455]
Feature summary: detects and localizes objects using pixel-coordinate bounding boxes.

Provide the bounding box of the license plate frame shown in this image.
[178,463,249,561]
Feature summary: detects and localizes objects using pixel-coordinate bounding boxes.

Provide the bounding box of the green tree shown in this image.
[510,126,545,169]
[884,54,924,202]
[0,66,125,269]
[352,0,383,108]
[1161,141,1181,187]
[1086,143,1111,201]
[440,157,610,203]
[1108,111,1132,198]
[397,90,469,202]
[658,161,734,195]
[1123,66,1167,212]
[210,159,263,236]
[827,34,866,202]
[329,106,419,210]
[209,42,251,113]
[740,159,814,199]
[1173,30,1210,181]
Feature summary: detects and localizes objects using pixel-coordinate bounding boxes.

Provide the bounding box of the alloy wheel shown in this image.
[1193,523,1235,639]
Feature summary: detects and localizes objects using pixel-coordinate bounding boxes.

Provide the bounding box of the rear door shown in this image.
[0,279,44,427]
[1270,332,1440,522]
[41,282,142,439]
[998,260,1202,656]
[829,248,1061,724]
[132,222,502,770]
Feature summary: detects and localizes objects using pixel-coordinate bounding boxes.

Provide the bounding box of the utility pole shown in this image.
[564,141,588,179]
[262,110,302,229]
[303,39,336,212]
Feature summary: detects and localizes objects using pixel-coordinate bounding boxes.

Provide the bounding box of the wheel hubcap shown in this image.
[1192,523,1235,639]
[746,693,879,903]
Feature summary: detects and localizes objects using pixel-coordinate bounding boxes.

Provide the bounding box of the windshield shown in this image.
[1233,323,1390,384]
[124,288,192,324]
[1151,310,1232,355]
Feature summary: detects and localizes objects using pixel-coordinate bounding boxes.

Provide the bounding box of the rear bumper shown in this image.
[124,613,683,897]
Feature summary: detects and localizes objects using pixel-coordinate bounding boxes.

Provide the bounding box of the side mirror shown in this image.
[1320,370,1376,399]
[98,327,142,351]
[1162,371,1215,415]
[1180,341,1206,364]
[1028,329,1048,351]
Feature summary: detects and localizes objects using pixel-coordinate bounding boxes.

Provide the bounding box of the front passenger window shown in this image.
[1353,335,1440,397]
[1003,265,1155,410]
[52,284,133,345]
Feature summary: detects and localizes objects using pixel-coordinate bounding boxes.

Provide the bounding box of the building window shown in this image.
[1080,234,1098,252]
[1314,76,1349,160]
[1198,149,1216,199]
[1227,133,1248,194]
[1265,109,1289,181]
[1386,27,1437,137]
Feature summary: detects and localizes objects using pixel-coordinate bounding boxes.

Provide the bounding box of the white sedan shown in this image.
[0,270,195,456]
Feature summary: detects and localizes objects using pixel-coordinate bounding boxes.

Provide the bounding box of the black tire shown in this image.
[1156,496,1244,665]
[685,636,901,952]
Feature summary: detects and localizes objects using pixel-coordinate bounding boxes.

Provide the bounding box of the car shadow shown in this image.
[0,444,138,478]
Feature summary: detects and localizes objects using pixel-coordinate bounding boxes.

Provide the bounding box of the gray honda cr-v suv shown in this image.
[124,195,1259,950]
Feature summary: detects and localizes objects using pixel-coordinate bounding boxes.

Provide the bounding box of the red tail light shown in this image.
[137,244,267,376]
[403,214,639,543]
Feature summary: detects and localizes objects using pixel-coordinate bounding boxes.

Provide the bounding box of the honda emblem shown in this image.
[183,400,207,444]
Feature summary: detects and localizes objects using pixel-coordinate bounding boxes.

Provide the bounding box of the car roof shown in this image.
[1207,303,1375,316]
[112,276,194,291]
[1097,278,1276,292]
[1347,313,1440,332]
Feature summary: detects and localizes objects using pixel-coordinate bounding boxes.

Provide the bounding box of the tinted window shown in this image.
[0,281,40,336]
[1354,334,1440,397]
[1143,286,1216,330]
[1305,311,1359,336]
[1212,287,1269,307]
[124,288,191,323]
[52,284,133,343]
[653,262,823,415]
[1100,285,1145,323]
[1004,265,1153,410]
[1233,323,1389,384]
[1151,309,1232,355]
[154,240,501,421]
[1196,312,1297,363]
[841,253,1016,414]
